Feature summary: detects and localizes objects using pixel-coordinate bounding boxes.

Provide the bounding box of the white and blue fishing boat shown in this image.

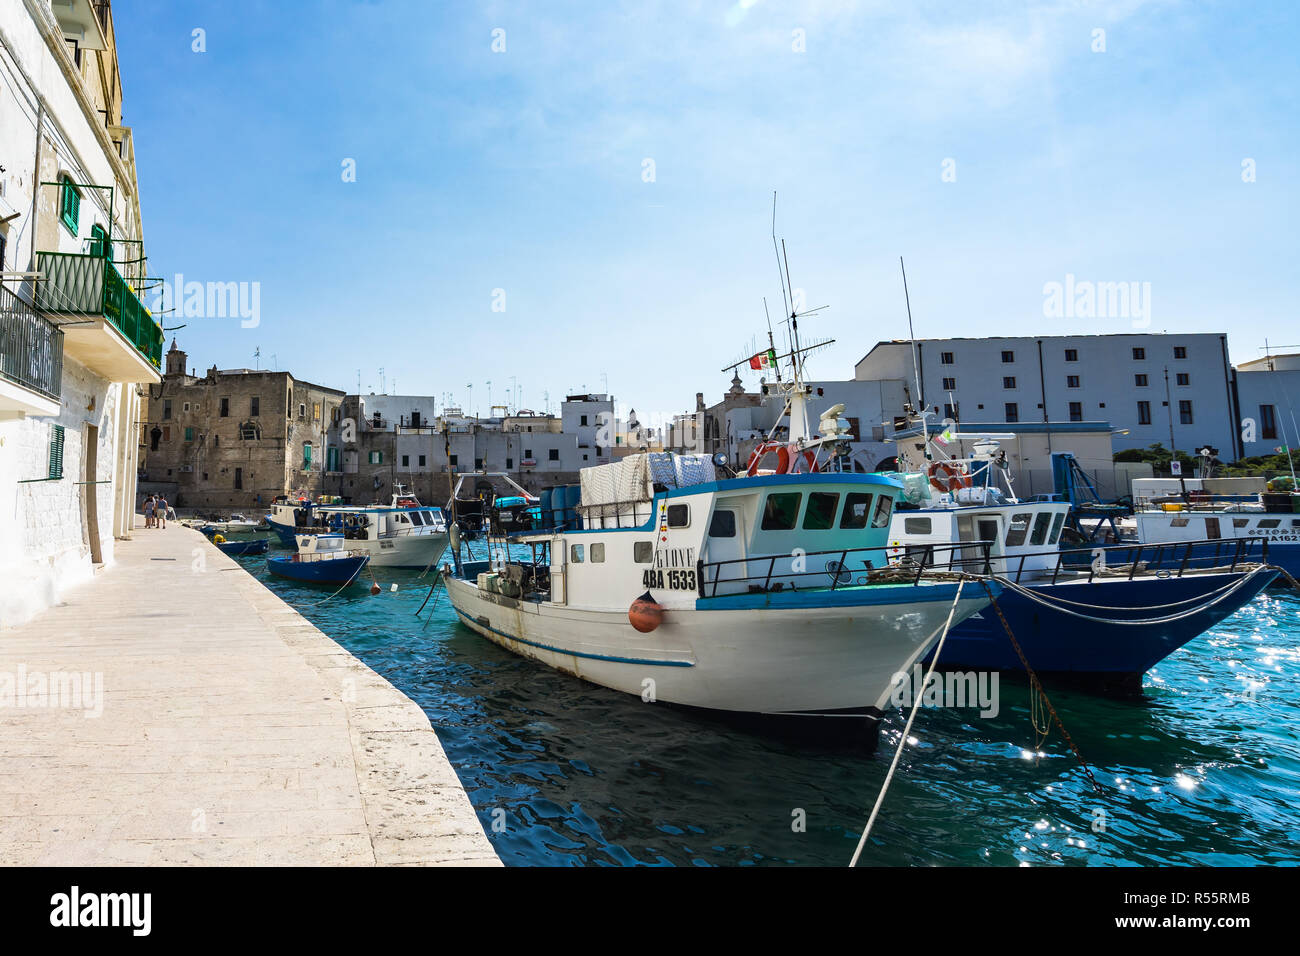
[1128,477,1300,579]
[884,425,1279,693]
[267,533,371,586]
[267,486,448,569]
[441,339,998,739]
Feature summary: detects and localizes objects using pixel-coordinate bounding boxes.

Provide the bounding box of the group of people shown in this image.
[143,494,171,528]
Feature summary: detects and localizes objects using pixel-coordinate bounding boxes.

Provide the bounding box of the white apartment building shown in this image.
[1,0,161,625]
[561,393,615,467]
[1233,353,1300,459]
[854,333,1238,459]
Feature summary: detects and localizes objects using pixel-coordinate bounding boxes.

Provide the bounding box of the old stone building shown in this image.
[141,341,344,510]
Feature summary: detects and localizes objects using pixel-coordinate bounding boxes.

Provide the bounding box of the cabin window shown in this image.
[570,544,584,563]
[1170,517,1190,527]
[667,504,690,528]
[903,517,931,535]
[802,493,839,530]
[591,543,606,563]
[709,510,736,538]
[1030,512,1053,545]
[633,542,653,563]
[1048,513,1065,544]
[1257,519,1281,529]
[870,495,893,529]
[410,512,425,526]
[1232,518,1249,529]
[760,493,802,531]
[1005,513,1032,547]
[840,492,872,529]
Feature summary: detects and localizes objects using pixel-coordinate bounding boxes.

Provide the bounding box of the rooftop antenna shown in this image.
[254,346,260,370]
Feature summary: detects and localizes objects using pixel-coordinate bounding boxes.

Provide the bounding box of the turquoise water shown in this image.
[248,558,1300,866]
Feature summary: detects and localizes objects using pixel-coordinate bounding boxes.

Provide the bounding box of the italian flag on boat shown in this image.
[749,348,778,370]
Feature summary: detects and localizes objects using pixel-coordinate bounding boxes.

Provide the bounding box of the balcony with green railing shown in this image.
[35,251,163,382]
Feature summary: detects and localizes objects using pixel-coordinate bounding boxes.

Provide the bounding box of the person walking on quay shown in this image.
[144,495,155,529]
[156,495,169,529]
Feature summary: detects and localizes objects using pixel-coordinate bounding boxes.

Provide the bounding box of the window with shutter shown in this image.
[48,425,65,479]
[59,177,79,235]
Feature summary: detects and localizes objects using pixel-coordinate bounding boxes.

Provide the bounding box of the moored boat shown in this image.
[883,431,1280,693]
[267,486,448,568]
[1129,477,1300,579]
[442,332,998,742]
[267,533,371,585]
[214,538,270,557]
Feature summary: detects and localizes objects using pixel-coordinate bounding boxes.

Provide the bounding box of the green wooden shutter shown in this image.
[59,178,79,234]
[48,425,65,479]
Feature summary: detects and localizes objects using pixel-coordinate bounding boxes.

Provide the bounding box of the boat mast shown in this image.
[900,256,932,466]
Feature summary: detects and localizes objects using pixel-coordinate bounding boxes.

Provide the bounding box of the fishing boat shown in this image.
[214,538,270,557]
[883,429,1279,693]
[266,485,449,568]
[266,534,370,585]
[442,331,998,739]
[1127,476,1300,579]
[183,512,264,534]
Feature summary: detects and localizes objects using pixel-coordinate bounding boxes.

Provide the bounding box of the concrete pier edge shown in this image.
[0,520,500,866]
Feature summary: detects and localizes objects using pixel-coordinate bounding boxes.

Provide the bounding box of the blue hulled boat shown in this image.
[215,538,269,557]
[267,534,371,586]
[885,431,1279,694]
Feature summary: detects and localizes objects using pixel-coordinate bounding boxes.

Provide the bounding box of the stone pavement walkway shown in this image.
[0,519,498,866]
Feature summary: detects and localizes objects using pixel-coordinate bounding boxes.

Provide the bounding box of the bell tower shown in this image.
[165,338,187,377]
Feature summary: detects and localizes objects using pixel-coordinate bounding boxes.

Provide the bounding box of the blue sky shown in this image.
[119,0,1299,422]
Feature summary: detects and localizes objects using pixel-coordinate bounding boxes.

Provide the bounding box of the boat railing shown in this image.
[292,549,368,563]
[697,535,1270,597]
[698,541,988,598]
[908,536,1268,585]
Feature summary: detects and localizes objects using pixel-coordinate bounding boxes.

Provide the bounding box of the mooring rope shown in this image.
[991,566,1268,626]
[979,579,1105,796]
[291,558,368,609]
[416,569,444,616]
[1266,565,1300,591]
[849,579,966,867]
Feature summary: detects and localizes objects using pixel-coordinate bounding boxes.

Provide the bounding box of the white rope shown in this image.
[849,578,966,867]
[992,566,1268,626]
[1000,571,1249,611]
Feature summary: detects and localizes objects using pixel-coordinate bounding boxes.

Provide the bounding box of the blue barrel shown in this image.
[538,488,554,531]
[551,485,568,530]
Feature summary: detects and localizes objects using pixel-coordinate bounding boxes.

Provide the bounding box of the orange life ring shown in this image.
[928,461,971,492]
[745,442,818,477]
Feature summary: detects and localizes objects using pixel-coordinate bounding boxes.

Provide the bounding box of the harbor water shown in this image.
[248,557,1300,866]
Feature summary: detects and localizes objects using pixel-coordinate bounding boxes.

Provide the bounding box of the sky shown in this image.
[117,0,1299,428]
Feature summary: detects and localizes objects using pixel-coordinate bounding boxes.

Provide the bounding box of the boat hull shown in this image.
[926,568,1278,691]
[216,539,269,557]
[267,554,369,585]
[445,576,991,715]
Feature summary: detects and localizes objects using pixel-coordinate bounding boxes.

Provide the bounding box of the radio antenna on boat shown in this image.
[771,191,791,318]
[900,256,934,463]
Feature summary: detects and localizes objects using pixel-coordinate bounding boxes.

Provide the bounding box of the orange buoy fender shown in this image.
[628,591,664,633]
